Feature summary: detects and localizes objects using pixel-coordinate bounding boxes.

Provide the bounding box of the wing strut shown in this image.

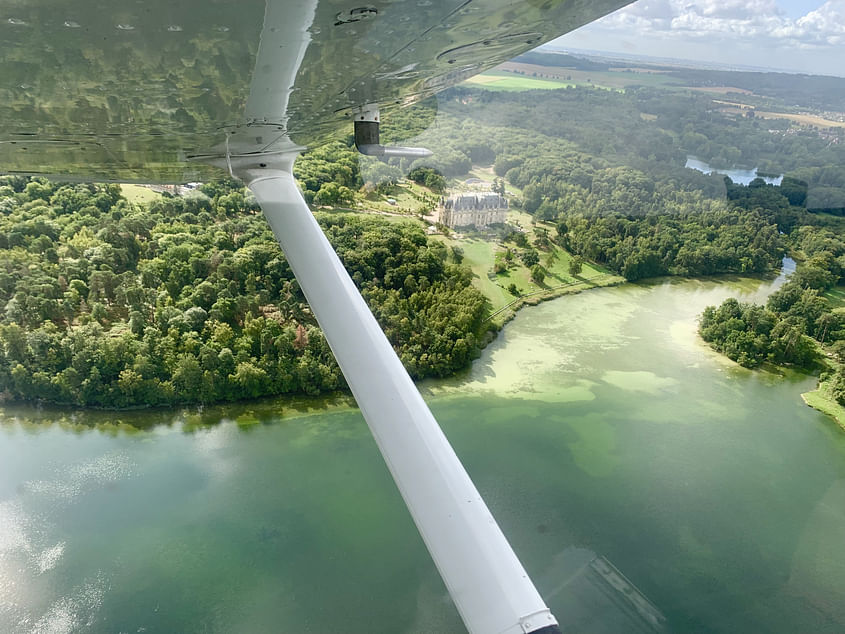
[231,151,560,634]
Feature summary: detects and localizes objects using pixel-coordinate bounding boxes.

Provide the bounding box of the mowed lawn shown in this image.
[434,236,512,312]
[825,285,845,309]
[463,72,574,92]
[494,243,609,294]
[361,182,435,214]
[120,184,163,204]
[435,228,617,317]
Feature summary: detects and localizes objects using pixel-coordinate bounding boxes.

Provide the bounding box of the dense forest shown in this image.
[396,86,828,281]
[393,77,845,406]
[700,225,845,403]
[423,84,845,175]
[5,66,845,408]
[516,50,845,113]
[0,177,486,407]
[662,68,845,113]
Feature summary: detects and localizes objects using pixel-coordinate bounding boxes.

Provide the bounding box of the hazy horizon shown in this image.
[550,0,845,80]
[539,44,842,78]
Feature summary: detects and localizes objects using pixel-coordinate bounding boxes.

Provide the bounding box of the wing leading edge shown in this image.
[0,1,635,632]
[0,0,633,181]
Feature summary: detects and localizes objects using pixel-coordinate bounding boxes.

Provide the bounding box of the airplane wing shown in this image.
[0,0,631,182]
[0,2,634,633]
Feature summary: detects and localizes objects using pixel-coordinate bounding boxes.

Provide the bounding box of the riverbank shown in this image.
[696,258,845,431]
[485,272,623,325]
[802,380,845,432]
[4,274,844,634]
[0,391,359,431]
[0,266,797,415]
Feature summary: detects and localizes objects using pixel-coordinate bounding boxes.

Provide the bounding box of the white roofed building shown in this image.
[438,192,508,229]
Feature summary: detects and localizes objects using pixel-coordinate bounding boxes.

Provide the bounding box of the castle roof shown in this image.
[443,192,507,211]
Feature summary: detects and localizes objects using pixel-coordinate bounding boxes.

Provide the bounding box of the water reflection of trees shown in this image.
[0,1,265,180]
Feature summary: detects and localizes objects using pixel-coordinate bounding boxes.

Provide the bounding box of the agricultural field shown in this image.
[686,85,754,95]
[755,111,845,129]
[463,70,575,92]
[463,60,845,140]
[120,184,164,204]
[495,62,683,90]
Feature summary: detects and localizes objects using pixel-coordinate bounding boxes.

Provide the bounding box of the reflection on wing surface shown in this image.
[0,0,632,181]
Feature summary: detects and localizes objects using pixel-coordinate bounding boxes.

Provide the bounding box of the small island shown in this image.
[699,227,845,431]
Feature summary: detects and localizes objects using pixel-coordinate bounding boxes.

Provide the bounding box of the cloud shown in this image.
[589,0,845,48]
[779,1,845,45]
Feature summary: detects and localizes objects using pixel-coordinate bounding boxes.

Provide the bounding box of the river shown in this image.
[2,272,844,633]
[685,156,783,186]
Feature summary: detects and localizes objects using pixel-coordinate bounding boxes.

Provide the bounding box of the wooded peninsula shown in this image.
[3,52,845,409]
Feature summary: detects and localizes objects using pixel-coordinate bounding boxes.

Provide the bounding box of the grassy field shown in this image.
[321,209,424,226]
[433,214,622,323]
[755,111,845,129]
[507,209,535,231]
[824,285,845,308]
[463,71,575,92]
[802,380,845,432]
[461,165,524,197]
[812,212,845,230]
[540,243,607,283]
[686,86,753,95]
[497,63,682,90]
[360,181,435,214]
[120,184,163,204]
[433,236,512,312]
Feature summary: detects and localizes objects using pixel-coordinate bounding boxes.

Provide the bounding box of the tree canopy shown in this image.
[0,177,488,408]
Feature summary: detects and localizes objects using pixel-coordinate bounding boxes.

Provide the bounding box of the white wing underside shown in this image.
[0,1,634,632]
[224,5,632,632]
[0,0,632,181]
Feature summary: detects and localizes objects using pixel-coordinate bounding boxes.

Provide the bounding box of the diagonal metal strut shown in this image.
[232,151,560,634]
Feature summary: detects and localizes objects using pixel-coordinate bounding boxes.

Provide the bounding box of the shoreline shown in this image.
[485,272,624,326]
[0,391,359,431]
[4,268,831,430]
[801,381,845,432]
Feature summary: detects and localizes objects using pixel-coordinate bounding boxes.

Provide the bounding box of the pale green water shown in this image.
[2,271,845,633]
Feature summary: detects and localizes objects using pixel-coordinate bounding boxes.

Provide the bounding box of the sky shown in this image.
[550,0,845,77]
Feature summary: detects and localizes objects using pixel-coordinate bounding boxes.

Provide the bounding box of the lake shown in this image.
[685,156,783,186]
[2,272,844,633]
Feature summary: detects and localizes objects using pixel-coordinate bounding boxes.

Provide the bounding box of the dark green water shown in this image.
[2,274,845,633]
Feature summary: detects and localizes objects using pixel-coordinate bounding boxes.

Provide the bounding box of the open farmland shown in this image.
[685,85,754,95]
[463,71,574,91]
[496,61,684,89]
[755,111,845,128]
